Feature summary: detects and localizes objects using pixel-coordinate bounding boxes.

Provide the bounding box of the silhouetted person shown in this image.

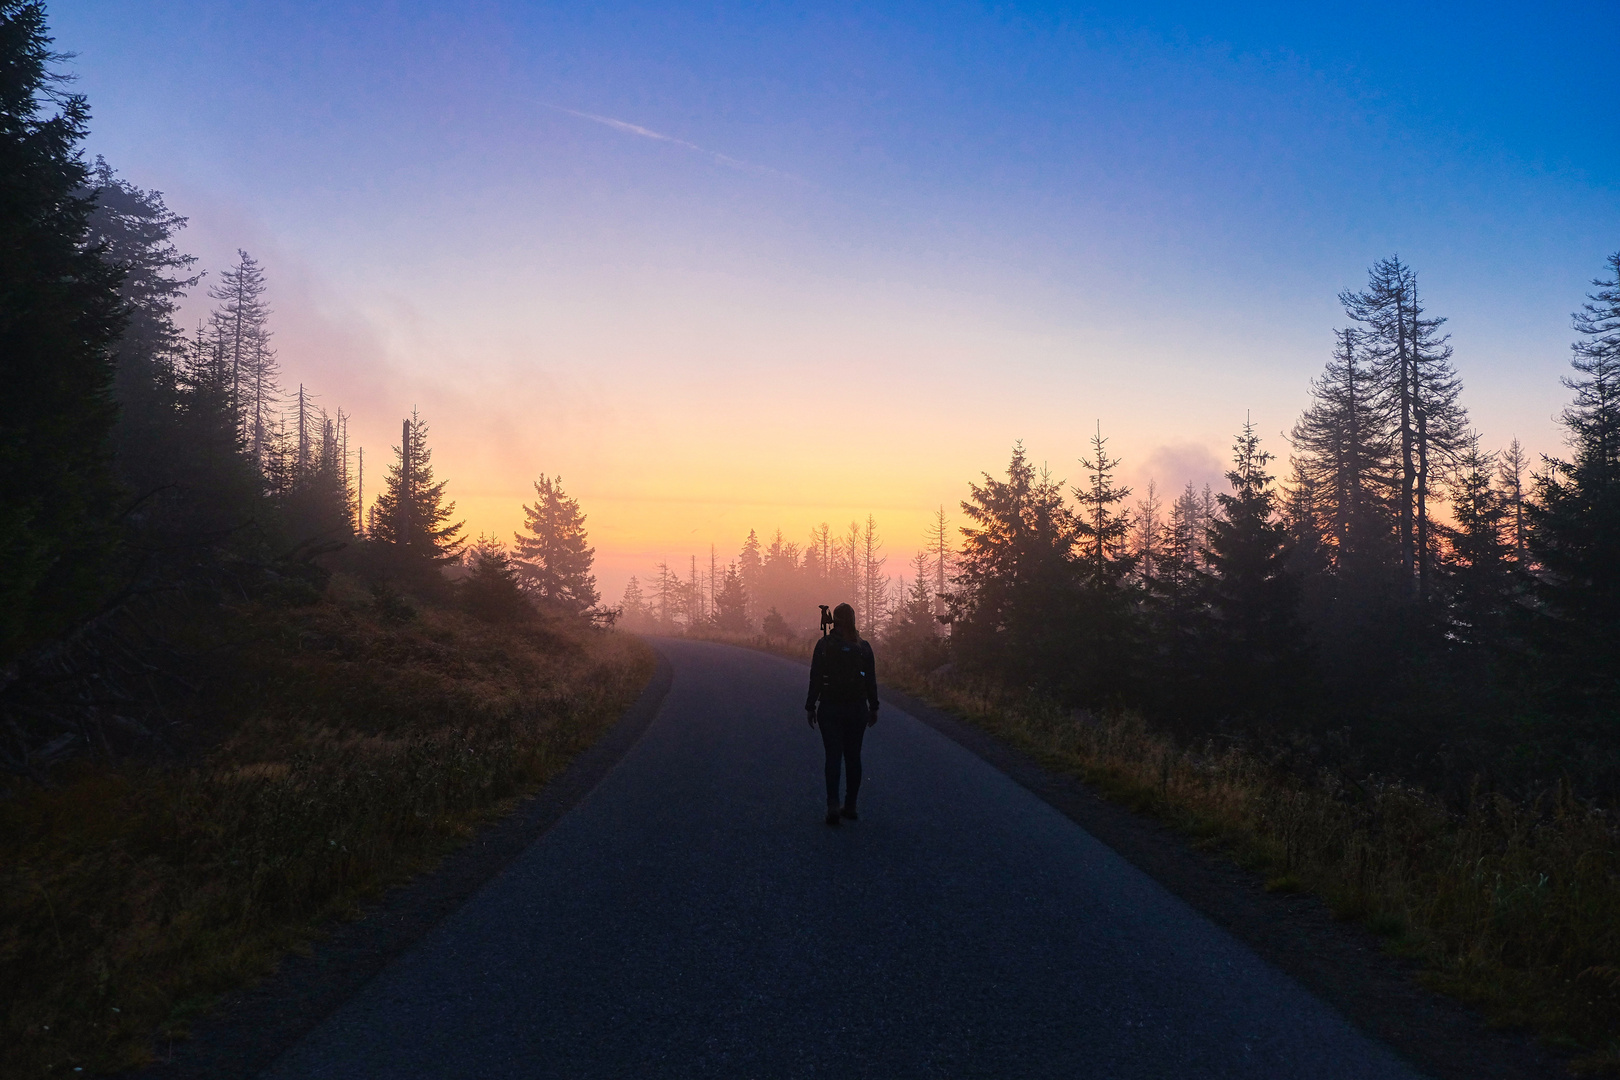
[805,603,879,825]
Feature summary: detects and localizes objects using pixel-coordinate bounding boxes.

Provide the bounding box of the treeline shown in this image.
[632,252,1620,799]
[0,2,602,775]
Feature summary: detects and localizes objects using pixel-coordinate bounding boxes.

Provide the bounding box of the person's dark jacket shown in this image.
[805,634,879,713]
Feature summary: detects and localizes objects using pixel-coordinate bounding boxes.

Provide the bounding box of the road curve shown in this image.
[263,638,1421,1079]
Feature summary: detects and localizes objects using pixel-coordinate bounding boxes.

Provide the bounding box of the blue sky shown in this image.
[51,0,1620,592]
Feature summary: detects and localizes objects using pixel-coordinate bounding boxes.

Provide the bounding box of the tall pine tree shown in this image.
[369,410,464,576]
[1201,419,1308,722]
[514,474,598,615]
[0,1,126,663]
[1529,251,1620,703]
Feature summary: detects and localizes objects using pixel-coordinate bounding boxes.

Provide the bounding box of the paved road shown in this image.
[265,639,1421,1079]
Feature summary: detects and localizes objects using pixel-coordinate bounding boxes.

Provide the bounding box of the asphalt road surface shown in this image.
[264,639,1422,1079]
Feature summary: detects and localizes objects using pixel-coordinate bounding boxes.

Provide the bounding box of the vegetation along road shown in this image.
[262,639,1417,1079]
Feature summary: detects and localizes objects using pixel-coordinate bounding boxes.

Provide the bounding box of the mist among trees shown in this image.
[624,252,1620,799]
[0,3,606,774]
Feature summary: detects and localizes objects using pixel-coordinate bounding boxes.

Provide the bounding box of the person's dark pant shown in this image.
[817,699,869,806]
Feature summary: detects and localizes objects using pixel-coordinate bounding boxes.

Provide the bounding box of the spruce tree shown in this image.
[369,410,464,575]
[1072,425,1135,592]
[885,551,947,670]
[1340,257,1468,601]
[1529,251,1620,702]
[514,473,598,614]
[1440,438,1511,650]
[1201,419,1308,721]
[927,505,952,619]
[954,443,1078,691]
[738,529,762,623]
[713,563,750,632]
[207,249,276,467]
[1132,479,1164,586]
[1497,437,1529,566]
[0,1,127,663]
[83,159,198,490]
[461,535,530,623]
[1290,327,1393,571]
[618,575,646,629]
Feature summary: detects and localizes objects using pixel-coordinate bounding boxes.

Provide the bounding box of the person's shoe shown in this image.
[839,805,859,821]
[825,805,842,826]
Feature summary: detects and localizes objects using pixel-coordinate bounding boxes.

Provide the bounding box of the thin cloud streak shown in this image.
[541,103,809,186]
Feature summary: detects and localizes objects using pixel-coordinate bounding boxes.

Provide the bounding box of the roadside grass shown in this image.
[1,577,655,1077]
[685,627,1618,1072]
[878,664,1620,1074]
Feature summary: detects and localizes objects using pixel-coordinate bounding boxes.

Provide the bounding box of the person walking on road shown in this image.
[805,603,879,826]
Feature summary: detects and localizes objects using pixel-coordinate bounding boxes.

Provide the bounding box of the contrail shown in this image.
[542,103,808,185]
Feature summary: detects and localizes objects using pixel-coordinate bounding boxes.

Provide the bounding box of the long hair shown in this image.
[832,602,859,642]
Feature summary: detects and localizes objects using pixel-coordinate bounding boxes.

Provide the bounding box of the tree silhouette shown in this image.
[514,474,598,615]
[0,1,127,664]
[369,410,465,573]
[1529,251,1620,704]
[1200,419,1307,721]
[461,535,531,623]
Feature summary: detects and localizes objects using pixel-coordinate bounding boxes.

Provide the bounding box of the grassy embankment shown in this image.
[1,577,656,1077]
[889,665,1620,1074]
[701,627,1619,1073]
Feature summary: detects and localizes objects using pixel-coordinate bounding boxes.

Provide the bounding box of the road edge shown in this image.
[131,650,675,1080]
[876,680,1568,1080]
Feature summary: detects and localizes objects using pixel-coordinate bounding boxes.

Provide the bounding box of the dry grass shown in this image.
[0,577,655,1077]
[880,665,1620,1073]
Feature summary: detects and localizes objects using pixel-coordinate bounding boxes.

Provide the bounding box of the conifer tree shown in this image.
[1155,484,1199,603]
[1497,437,1529,565]
[761,606,789,641]
[461,535,530,623]
[207,250,277,467]
[83,159,198,485]
[860,515,886,630]
[0,1,127,663]
[1291,327,1393,571]
[1529,251,1620,701]
[514,474,598,614]
[954,443,1077,688]
[1132,479,1164,586]
[1071,426,1139,704]
[619,575,646,629]
[713,563,750,632]
[1340,257,1468,601]
[369,410,464,572]
[1072,425,1135,592]
[884,550,948,670]
[1440,438,1511,649]
[1201,419,1308,720]
[927,505,953,619]
[738,529,763,622]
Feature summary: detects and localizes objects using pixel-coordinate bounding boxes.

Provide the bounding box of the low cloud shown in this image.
[1137,441,1227,496]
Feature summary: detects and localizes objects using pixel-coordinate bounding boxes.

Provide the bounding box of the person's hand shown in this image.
[867,707,879,728]
[807,708,818,728]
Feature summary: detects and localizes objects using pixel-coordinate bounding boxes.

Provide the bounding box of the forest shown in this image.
[623,251,1620,802]
[0,11,610,780]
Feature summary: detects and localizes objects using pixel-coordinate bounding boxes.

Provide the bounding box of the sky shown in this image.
[51,0,1620,601]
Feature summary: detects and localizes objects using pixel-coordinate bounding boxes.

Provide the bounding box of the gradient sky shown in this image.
[52,1,1619,599]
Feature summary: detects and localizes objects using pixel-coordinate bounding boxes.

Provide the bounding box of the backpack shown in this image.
[822,638,869,700]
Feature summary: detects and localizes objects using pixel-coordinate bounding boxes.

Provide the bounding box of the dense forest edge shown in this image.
[0,5,653,1074]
